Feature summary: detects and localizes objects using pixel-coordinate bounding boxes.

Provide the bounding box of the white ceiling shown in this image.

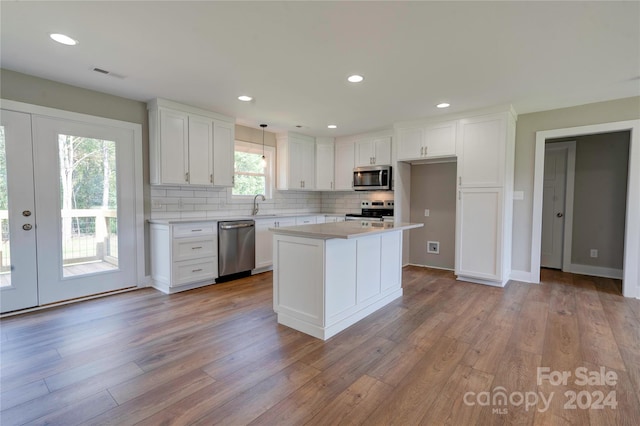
[1,1,639,137]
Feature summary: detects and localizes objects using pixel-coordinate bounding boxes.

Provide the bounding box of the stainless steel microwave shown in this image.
[353,165,392,191]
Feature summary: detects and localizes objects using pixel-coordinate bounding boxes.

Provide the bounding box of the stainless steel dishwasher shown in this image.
[217,220,255,281]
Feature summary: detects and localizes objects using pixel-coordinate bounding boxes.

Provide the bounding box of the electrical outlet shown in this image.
[424,209,430,217]
[590,249,598,258]
[427,241,440,254]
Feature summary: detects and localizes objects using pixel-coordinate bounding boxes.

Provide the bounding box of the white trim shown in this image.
[566,264,623,280]
[510,270,537,283]
[407,263,454,272]
[532,119,640,299]
[1,98,147,290]
[560,142,576,273]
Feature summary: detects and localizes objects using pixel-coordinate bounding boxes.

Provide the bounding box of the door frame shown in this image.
[531,120,640,298]
[0,99,146,293]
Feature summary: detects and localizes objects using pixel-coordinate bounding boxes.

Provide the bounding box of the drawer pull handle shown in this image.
[192,268,203,272]
[191,229,202,232]
[191,246,203,250]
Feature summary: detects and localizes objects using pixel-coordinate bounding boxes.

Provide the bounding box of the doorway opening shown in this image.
[531,120,640,298]
[541,133,629,281]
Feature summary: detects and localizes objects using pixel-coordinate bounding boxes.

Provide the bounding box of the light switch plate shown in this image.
[424,209,430,217]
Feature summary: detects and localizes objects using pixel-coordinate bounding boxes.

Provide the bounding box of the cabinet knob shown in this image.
[420,147,424,156]
[185,172,190,182]
[556,212,564,218]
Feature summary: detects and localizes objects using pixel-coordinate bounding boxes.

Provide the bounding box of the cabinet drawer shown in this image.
[173,237,216,261]
[173,257,217,286]
[295,216,317,225]
[173,223,216,238]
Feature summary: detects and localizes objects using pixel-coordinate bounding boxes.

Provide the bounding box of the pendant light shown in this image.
[260,124,267,168]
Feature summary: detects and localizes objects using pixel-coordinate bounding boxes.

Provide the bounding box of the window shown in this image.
[233,141,274,198]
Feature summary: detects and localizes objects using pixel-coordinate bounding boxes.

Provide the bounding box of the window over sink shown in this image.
[233,141,274,198]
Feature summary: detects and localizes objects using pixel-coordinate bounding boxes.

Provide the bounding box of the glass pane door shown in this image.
[33,116,137,305]
[0,110,38,313]
[58,134,119,277]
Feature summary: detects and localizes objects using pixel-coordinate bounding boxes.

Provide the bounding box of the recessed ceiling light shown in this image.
[238,95,252,102]
[50,33,78,46]
[327,124,337,129]
[347,74,364,83]
[436,103,451,108]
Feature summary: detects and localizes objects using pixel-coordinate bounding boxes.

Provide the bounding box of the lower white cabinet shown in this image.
[273,230,403,339]
[150,222,218,293]
[295,216,317,225]
[324,215,346,223]
[456,187,505,284]
[255,217,296,270]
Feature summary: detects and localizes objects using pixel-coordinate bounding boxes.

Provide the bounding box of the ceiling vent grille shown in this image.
[92,67,125,79]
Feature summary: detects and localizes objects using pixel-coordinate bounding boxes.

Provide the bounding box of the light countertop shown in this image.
[148,212,345,225]
[270,221,423,240]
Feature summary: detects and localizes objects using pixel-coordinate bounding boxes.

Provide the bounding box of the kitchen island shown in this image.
[271,221,422,340]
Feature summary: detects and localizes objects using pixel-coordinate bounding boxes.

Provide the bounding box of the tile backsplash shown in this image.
[150,187,394,220]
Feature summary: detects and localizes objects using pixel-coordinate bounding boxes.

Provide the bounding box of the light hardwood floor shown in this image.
[1,267,639,425]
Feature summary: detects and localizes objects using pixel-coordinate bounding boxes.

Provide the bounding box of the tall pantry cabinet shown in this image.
[455,110,516,286]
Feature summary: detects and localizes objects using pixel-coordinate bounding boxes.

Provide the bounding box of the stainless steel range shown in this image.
[345,200,394,222]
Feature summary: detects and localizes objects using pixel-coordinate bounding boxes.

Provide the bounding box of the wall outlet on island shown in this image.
[427,241,440,254]
[590,249,598,258]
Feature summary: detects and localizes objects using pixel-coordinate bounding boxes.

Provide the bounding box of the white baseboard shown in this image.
[567,264,623,280]
[510,270,537,283]
[407,263,454,272]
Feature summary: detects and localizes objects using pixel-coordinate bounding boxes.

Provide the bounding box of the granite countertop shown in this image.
[148,212,346,225]
[269,221,423,240]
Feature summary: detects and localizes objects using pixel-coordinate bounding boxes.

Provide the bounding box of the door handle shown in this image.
[22,210,32,217]
[23,224,33,231]
[556,213,564,218]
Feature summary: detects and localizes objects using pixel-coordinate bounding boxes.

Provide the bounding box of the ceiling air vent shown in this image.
[92,67,125,79]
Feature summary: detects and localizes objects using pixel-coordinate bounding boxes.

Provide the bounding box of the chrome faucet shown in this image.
[252,194,266,215]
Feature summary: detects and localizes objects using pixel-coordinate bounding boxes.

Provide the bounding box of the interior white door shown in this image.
[0,110,39,313]
[541,145,567,269]
[32,116,138,305]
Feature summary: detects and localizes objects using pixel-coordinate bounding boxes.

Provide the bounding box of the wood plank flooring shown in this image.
[1,267,639,425]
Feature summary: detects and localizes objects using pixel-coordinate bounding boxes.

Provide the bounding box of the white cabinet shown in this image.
[334,141,355,190]
[324,215,345,223]
[355,136,392,166]
[148,99,235,187]
[455,110,516,286]
[213,121,234,187]
[277,132,315,190]
[295,216,317,225]
[315,138,335,190]
[396,121,456,161]
[255,217,296,270]
[457,115,508,187]
[150,222,218,293]
[272,229,403,340]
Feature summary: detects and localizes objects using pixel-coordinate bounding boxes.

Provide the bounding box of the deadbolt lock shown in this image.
[22,210,32,217]
[22,224,33,231]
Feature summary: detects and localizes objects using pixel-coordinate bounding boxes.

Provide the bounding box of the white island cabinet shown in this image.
[271,221,422,340]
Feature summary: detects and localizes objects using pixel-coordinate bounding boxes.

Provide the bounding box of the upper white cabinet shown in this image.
[396,121,456,161]
[455,110,516,286]
[277,132,315,190]
[457,114,508,187]
[355,136,392,167]
[334,141,355,190]
[148,99,235,187]
[315,137,335,190]
[213,121,234,187]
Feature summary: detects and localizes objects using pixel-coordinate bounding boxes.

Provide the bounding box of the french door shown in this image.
[1,107,140,313]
